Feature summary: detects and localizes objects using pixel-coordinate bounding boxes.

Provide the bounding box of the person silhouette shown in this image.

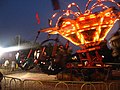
[0,72,3,89]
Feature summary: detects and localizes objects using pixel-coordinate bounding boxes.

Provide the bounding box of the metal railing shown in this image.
[1,76,120,90]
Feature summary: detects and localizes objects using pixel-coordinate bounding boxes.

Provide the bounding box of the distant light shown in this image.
[0,47,4,56]
[102,55,104,58]
[3,46,20,52]
[0,46,20,57]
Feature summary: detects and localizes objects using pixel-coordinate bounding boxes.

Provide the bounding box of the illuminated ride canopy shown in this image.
[39,0,120,48]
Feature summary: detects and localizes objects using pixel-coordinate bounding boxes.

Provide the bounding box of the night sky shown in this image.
[0,0,119,47]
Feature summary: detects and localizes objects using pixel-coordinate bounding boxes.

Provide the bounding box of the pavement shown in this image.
[1,67,120,81]
[5,72,57,81]
[0,67,57,81]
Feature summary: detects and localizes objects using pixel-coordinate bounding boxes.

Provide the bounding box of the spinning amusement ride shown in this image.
[16,0,120,81]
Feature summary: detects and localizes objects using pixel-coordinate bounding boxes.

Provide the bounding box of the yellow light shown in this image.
[105,12,110,17]
[89,14,96,19]
[83,25,90,28]
[92,23,98,26]
[78,17,85,21]
[66,21,71,24]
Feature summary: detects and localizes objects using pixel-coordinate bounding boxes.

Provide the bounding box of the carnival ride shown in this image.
[16,0,120,81]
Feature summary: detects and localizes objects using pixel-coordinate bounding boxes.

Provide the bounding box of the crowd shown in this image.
[0,72,3,90]
[0,59,17,72]
[0,59,17,89]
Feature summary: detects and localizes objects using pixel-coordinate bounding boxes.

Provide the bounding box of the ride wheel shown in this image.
[37,38,68,75]
[16,49,35,70]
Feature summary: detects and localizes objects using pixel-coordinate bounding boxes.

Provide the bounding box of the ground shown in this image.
[0,67,56,81]
[0,67,120,90]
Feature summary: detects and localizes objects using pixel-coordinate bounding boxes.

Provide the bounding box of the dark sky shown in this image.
[0,0,119,47]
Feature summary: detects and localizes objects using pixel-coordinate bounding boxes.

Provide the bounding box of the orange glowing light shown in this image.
[39,0,120,48]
